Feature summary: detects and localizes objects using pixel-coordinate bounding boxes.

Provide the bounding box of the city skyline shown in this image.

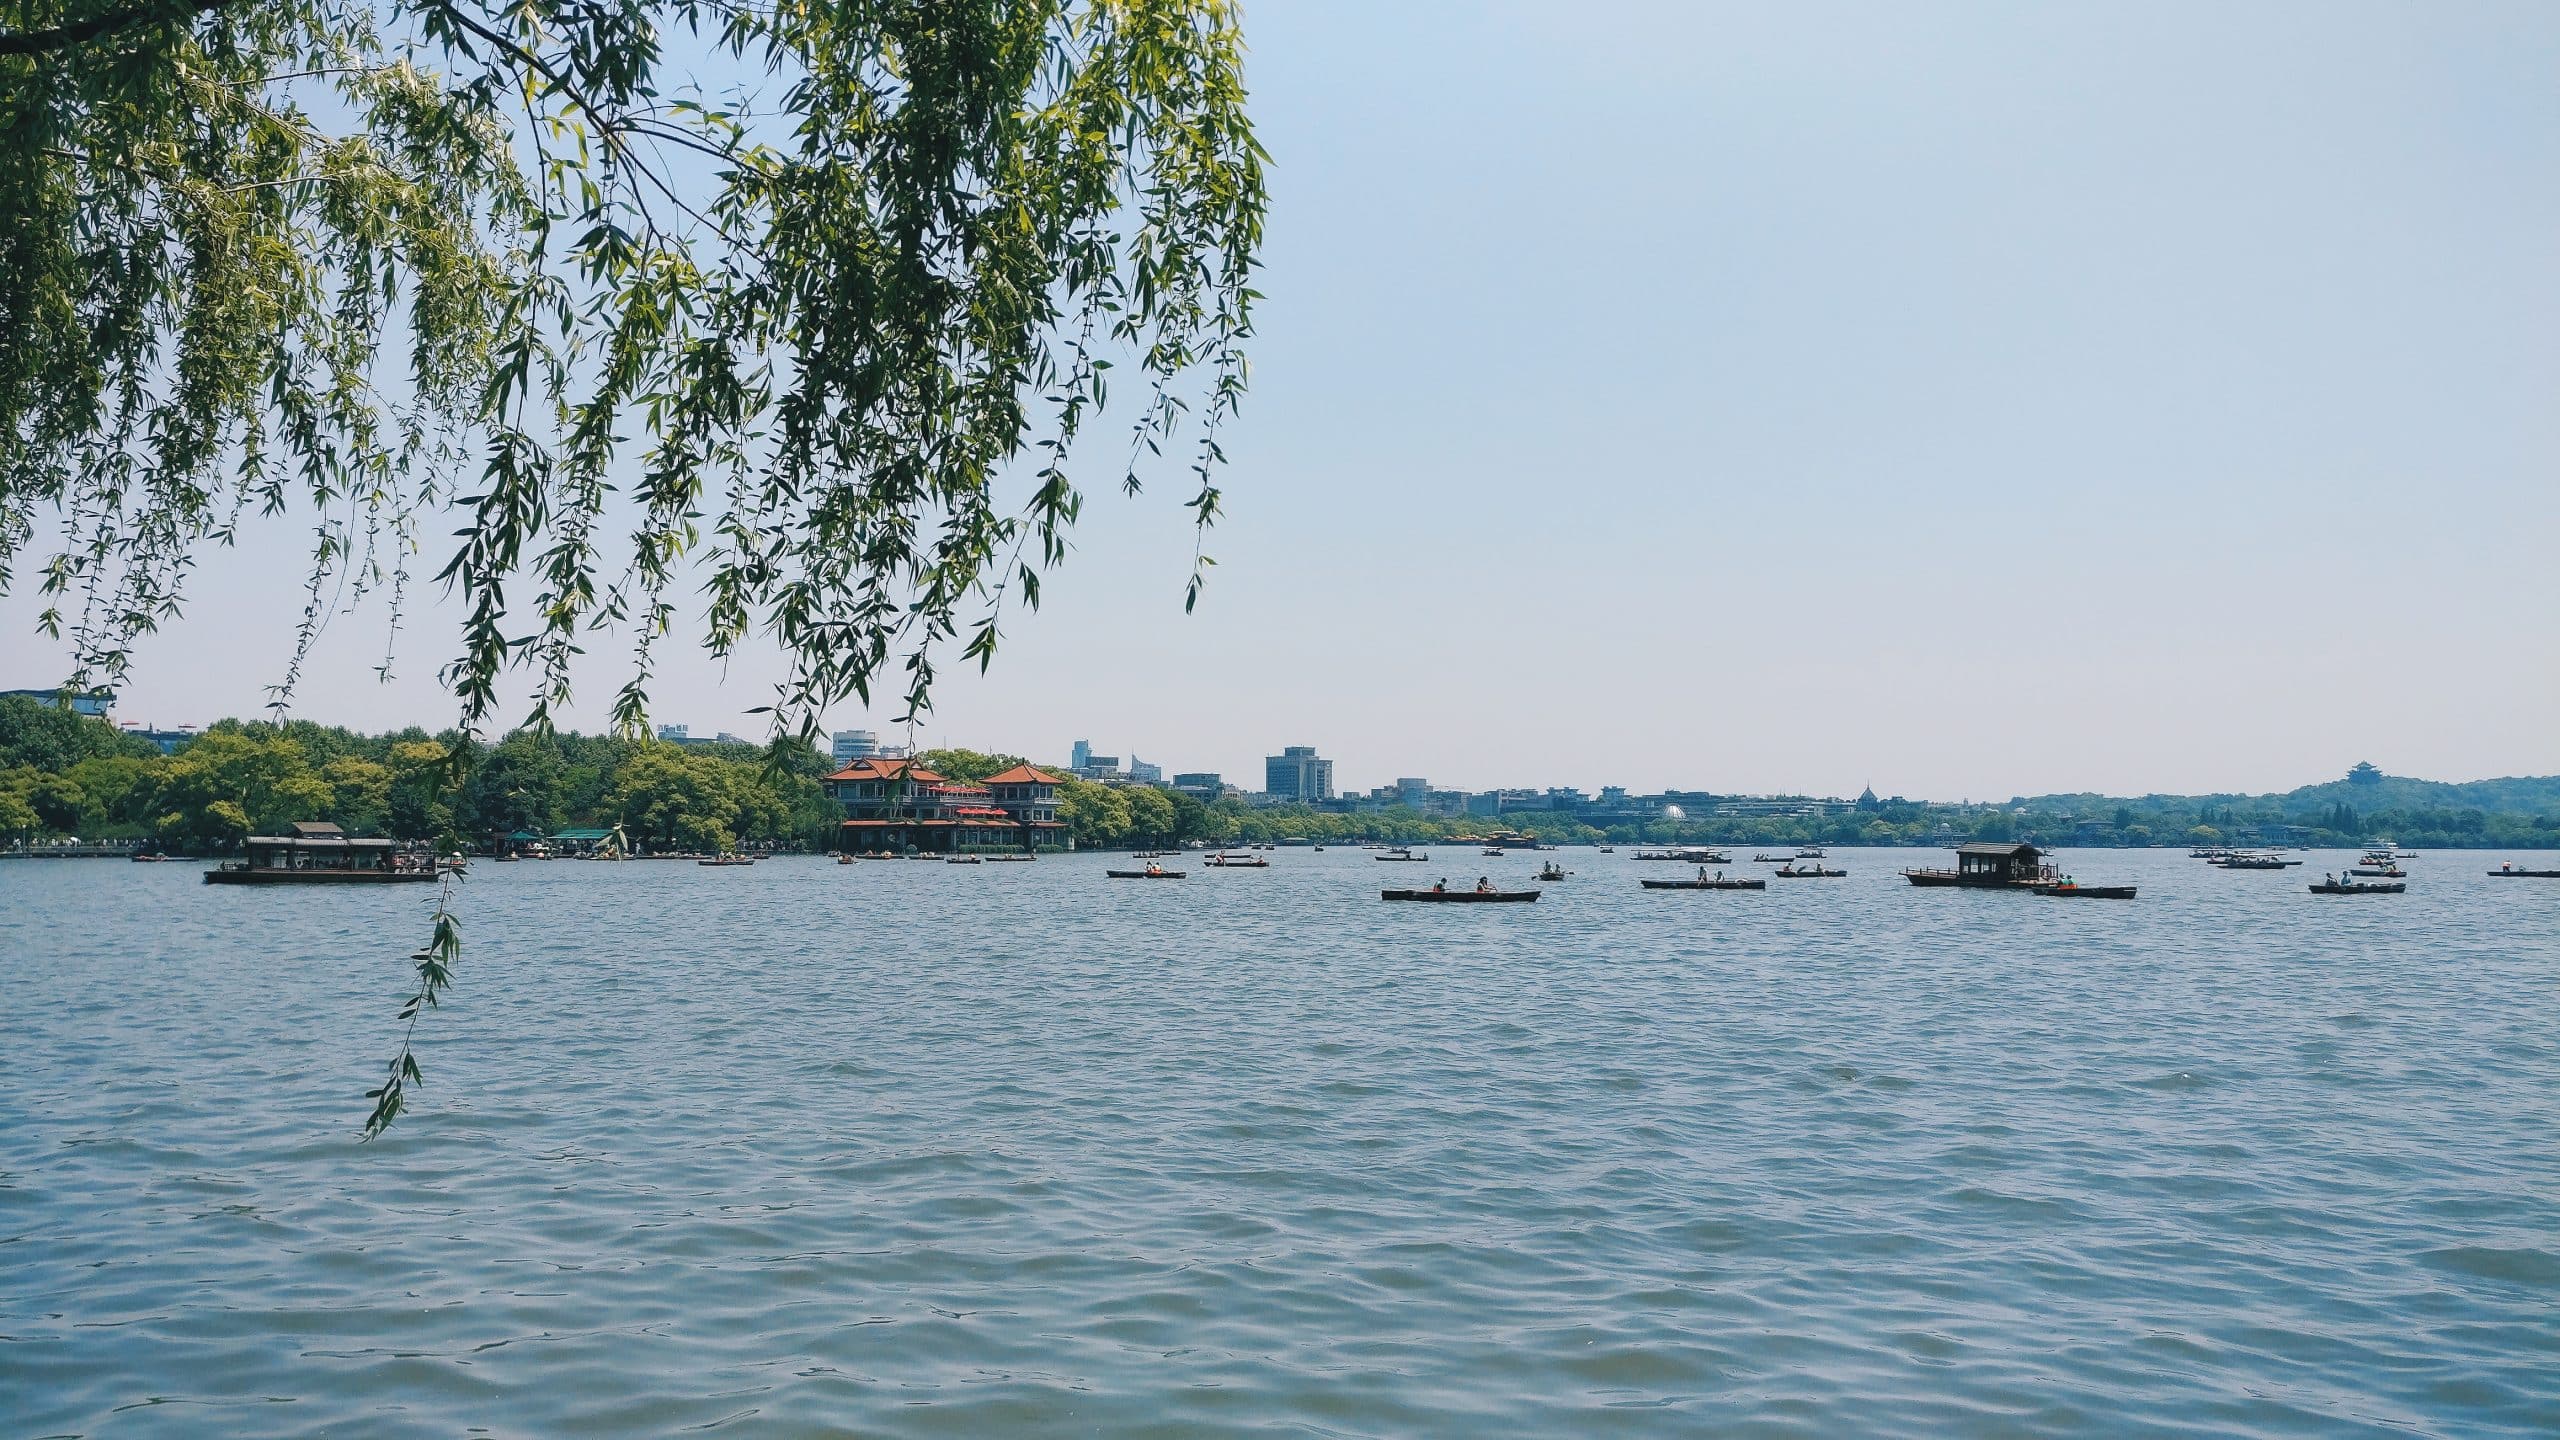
[4,1,2554,800]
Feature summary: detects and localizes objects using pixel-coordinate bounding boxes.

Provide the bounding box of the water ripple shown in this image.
[3,847,2555,1436]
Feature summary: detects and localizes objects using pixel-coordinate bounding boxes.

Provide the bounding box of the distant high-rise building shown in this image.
[832,729,880,766]
[1070,739,1092,773]
[656,723,690,743]
[1264,746,1334,803]
[1394,777,1429,804]
[1129,756,1162,784]
[1172,772,1224,802]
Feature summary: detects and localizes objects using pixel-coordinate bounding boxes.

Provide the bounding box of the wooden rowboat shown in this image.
[2038,883,2137,898]
[2310,880,2403,895]
[1640,878,1765,890]
[1107,868,1185,879]
[2488,866,2560,878]
[1381,888,1538,903]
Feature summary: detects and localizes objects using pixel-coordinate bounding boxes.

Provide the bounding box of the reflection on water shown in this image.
[4,848,2555,1437]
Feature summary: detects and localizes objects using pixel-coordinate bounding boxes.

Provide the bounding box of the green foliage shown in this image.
[914,748,1028,786]
[4,0,1265,750]
[0,695,156,770]
[363,872,460,1141]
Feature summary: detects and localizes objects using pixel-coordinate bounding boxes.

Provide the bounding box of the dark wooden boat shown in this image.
[2347,865,2405,878]
[698,856,755,867]
[2487,865,2560,878]
[1775,865,1846,878]
[1106,868,1185,879]
[1205,853,1268,868]
[2215,854,2300,870]
[983,854,1037,862]
[1374,853,1430,862]
[2309,880,2403,895]
[1752,853,1787,863]
[1536,865,1568,882]
[1381,888,1539,903]
[1640,877,1766,890]
[836,854,856,865]
[946,856,982,865]
[2038,883,2137,899]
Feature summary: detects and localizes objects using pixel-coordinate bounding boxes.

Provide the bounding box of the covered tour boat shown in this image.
[204,823,438,885]
[1903,842,2055,890]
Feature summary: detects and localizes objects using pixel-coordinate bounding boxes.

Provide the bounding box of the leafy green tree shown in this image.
[6,1,1264,746]
[458,734,567,840]
[915,749,1029,786]
[1123,784,1175,845]
[322,756,393,834]
[1055,775,1132,849]
[147,729,333,848]
[0,789,38,840]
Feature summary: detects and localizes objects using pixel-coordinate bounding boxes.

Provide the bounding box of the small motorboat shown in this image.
[2348,864,2405,878]
[1481,847,1506,857]
[1205,852,1268,868]
[946,856,982,865]
[984,854,1037,862]
[130,853,171,863]
[698,855,755,867]
[1381,887,1539,903]
[1775,863,1846,878]
[1535,863,1569,882]
[1640,876,1766,891]
[1374,851,1430,862]
[1107,867,1185,879]
[1795,847,1827,859]
[1632,850,1683,862]
[1752,853,1788,863]
[2038,882,2137,899]
[2310,878,2403,895]
[2487,863,2560,878]
[1596,846,1615,853]
[836,854,856,865]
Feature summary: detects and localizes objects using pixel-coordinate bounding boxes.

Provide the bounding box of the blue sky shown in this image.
[7,0,2556,799]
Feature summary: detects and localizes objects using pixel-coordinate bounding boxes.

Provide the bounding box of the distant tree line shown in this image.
[8,704,2552,852]
[0,698,833,853]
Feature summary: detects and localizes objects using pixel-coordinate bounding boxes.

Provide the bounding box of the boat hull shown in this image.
[1381,889,1539,903]
[1106,870,1185,879]
[1640,879,1765,890]
[2488,868,2560,878]
[2309,882,2403,895]
[205,868,437,885]
[2039,885,2137,899]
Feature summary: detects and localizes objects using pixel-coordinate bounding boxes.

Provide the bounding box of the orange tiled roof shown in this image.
[822,756,944,784]
[983,763,1062,785]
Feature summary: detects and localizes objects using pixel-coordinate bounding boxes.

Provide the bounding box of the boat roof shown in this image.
[247,834,393,849]
[1956,842,2042,858]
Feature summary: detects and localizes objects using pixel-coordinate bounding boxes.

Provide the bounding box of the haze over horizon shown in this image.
[5,0,2555,800]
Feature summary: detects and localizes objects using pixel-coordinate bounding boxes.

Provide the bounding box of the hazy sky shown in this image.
[7,0,2556,799]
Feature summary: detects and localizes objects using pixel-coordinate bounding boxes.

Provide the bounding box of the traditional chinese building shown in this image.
[824,757,1069,853]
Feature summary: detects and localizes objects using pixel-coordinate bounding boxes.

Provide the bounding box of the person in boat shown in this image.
[1145,861,1163,877]
[1433,879,1447,893]
[2324,872,2336,886]
[1474,876,1494,894]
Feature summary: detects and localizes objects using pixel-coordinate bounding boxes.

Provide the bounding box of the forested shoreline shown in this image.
[4,700,2554,853]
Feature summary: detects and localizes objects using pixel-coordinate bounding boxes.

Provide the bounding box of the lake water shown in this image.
[4,846,2556,1437]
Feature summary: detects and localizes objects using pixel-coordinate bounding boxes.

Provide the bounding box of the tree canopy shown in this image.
[2,0,1264,741]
